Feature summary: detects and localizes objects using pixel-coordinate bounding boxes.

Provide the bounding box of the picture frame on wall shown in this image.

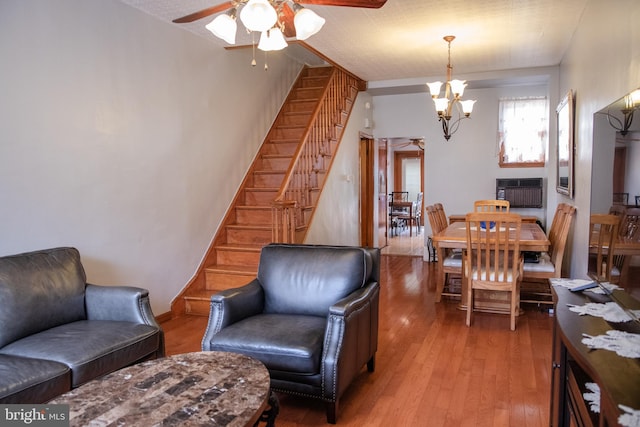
[556,90,575,198]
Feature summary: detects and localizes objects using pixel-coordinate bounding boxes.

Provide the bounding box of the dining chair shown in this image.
[521,203,576,305]
[612,192,629,205]
[465,212,522,330]
[473,199,510,212]
[427,205,462,301]
[395,192,422,236]
[389,191,410,235]
[434,203,449,231]
[588,214,621,283]
[390,191,409,202]
[618,207,640,239]
[608,204,627,218]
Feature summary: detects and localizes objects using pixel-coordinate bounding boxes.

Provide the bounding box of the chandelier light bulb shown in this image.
[205,9,237,44]
[449,79,467,98]
[433,98,449,114]
[628,89,640,108]
[460,100,476,116]
[293,6,325,40]
[427,81,443,98]
[240,0,278,33]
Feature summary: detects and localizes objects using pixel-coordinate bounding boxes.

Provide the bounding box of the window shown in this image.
[497,97,548,167]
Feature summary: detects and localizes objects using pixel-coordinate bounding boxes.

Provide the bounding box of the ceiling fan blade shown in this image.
[172,2,234,23]
[280,3,297,38]
[299,0,387,8]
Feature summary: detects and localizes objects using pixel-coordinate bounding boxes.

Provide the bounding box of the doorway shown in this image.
[382,139,425,256]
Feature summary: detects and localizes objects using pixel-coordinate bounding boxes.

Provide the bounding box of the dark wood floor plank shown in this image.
[162,254,554,426]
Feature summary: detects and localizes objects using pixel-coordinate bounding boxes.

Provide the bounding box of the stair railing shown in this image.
[272,68,358,243]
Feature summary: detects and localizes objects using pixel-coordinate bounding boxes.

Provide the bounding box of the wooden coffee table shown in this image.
[50,351,273,426]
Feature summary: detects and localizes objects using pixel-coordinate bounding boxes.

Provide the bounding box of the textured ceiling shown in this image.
[120,0,588,86]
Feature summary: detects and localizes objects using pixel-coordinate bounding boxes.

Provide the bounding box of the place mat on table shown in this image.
[582,330,640,358]
[568,301,640,323]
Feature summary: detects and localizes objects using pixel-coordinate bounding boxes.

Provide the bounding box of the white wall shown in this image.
[0,0,302,314]
[559,0,640,278]
[304,93,373,246]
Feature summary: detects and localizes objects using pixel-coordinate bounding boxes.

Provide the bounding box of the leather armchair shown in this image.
[202,243,380,424]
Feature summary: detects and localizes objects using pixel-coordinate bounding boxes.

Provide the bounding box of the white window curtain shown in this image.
[497,97,548,164]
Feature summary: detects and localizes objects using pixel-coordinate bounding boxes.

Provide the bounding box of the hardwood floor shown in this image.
[162,255,554,426]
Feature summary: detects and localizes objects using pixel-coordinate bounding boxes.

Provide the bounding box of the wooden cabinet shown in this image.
[550,284,640,427]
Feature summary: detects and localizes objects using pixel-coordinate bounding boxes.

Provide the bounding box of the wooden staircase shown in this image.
[173,66,363,316]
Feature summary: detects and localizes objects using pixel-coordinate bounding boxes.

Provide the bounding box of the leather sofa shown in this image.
[202,243,380,424]
[0,247,165,403]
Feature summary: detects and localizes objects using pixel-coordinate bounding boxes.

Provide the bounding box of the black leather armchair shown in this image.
[201,243,380,424]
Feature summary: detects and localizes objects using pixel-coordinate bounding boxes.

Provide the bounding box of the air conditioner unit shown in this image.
[496,178,543,208]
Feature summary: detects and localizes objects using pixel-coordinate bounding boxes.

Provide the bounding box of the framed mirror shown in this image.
[556,90,575,197]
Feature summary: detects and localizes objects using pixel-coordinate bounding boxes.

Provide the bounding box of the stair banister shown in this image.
[272,68,349,242]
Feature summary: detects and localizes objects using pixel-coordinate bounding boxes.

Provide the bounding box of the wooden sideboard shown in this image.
[550,284,640,427]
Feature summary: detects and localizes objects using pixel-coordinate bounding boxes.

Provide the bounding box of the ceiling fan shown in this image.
[173,0,387,47]
[391,138,425,151]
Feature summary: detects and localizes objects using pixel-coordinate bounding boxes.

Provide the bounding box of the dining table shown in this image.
[432,219,550,312]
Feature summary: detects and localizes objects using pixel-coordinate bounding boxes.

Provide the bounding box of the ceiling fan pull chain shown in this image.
[251,32,257,66]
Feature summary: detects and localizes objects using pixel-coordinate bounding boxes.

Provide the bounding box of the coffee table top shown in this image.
[50,351,270,426]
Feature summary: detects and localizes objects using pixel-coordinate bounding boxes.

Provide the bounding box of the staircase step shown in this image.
[183,290,214,316]
[215,243,263,266]
[291,87,324,99]
[226,224,272,245]
[243,187,278,205]
[252,170,286,187]
[305,67,332,78]
[257,154,292,170]
[280,111,312,126]
[205,264,257,291]
[236,205,272,225]
[273,125,305,140]
[285,99,317,113]
[264,139,298,155]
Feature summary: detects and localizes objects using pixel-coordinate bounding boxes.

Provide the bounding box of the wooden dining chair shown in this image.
[618,207,640,239]
[608,204,627,218]
[465,212,522,330]
[396,192,423,235]
[588,214,621,283]
[612,192,629,206]
[434,203,449,231]
[473,199,510,212]
[521,203,576,305]
[389,192,410,236]
[427,205,462,301]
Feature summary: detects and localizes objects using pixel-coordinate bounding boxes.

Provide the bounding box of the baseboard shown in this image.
[156,311,172,324]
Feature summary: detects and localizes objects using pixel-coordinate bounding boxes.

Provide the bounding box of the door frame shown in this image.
[393,150,424,194]
[359,133,375,247]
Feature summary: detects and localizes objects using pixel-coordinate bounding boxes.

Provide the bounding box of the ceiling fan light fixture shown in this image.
[292,4,325,41]
[258,27,288,51]
[240,0,278,33]
[205,8,237,44]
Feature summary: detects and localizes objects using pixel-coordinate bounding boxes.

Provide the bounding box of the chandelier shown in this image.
[205,0,325,52]
[427,36,476,141]
[597,89,640,136]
